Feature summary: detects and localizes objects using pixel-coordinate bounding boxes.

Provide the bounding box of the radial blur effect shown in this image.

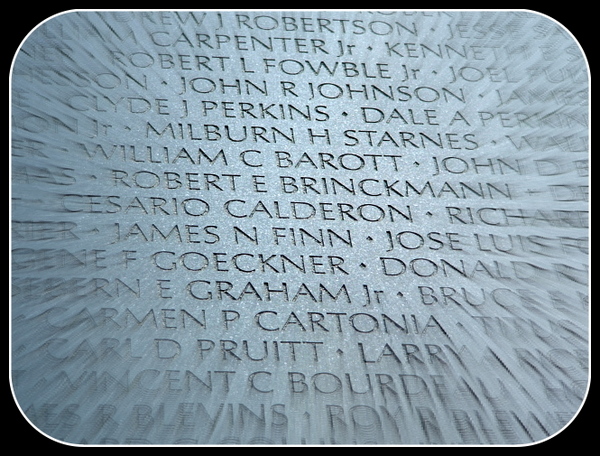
[11,11,589,445]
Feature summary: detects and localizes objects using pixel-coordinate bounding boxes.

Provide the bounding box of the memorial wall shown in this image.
[10,10,589,445]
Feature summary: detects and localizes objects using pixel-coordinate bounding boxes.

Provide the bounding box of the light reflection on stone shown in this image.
[11,10,588,445]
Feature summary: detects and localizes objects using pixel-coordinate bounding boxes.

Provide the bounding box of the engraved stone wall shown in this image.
[11,10,589,445]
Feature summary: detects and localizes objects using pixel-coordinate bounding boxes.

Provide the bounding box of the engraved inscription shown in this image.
[11,11,589,445]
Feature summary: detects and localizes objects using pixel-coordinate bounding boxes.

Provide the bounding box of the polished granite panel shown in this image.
[11,11,589,445]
